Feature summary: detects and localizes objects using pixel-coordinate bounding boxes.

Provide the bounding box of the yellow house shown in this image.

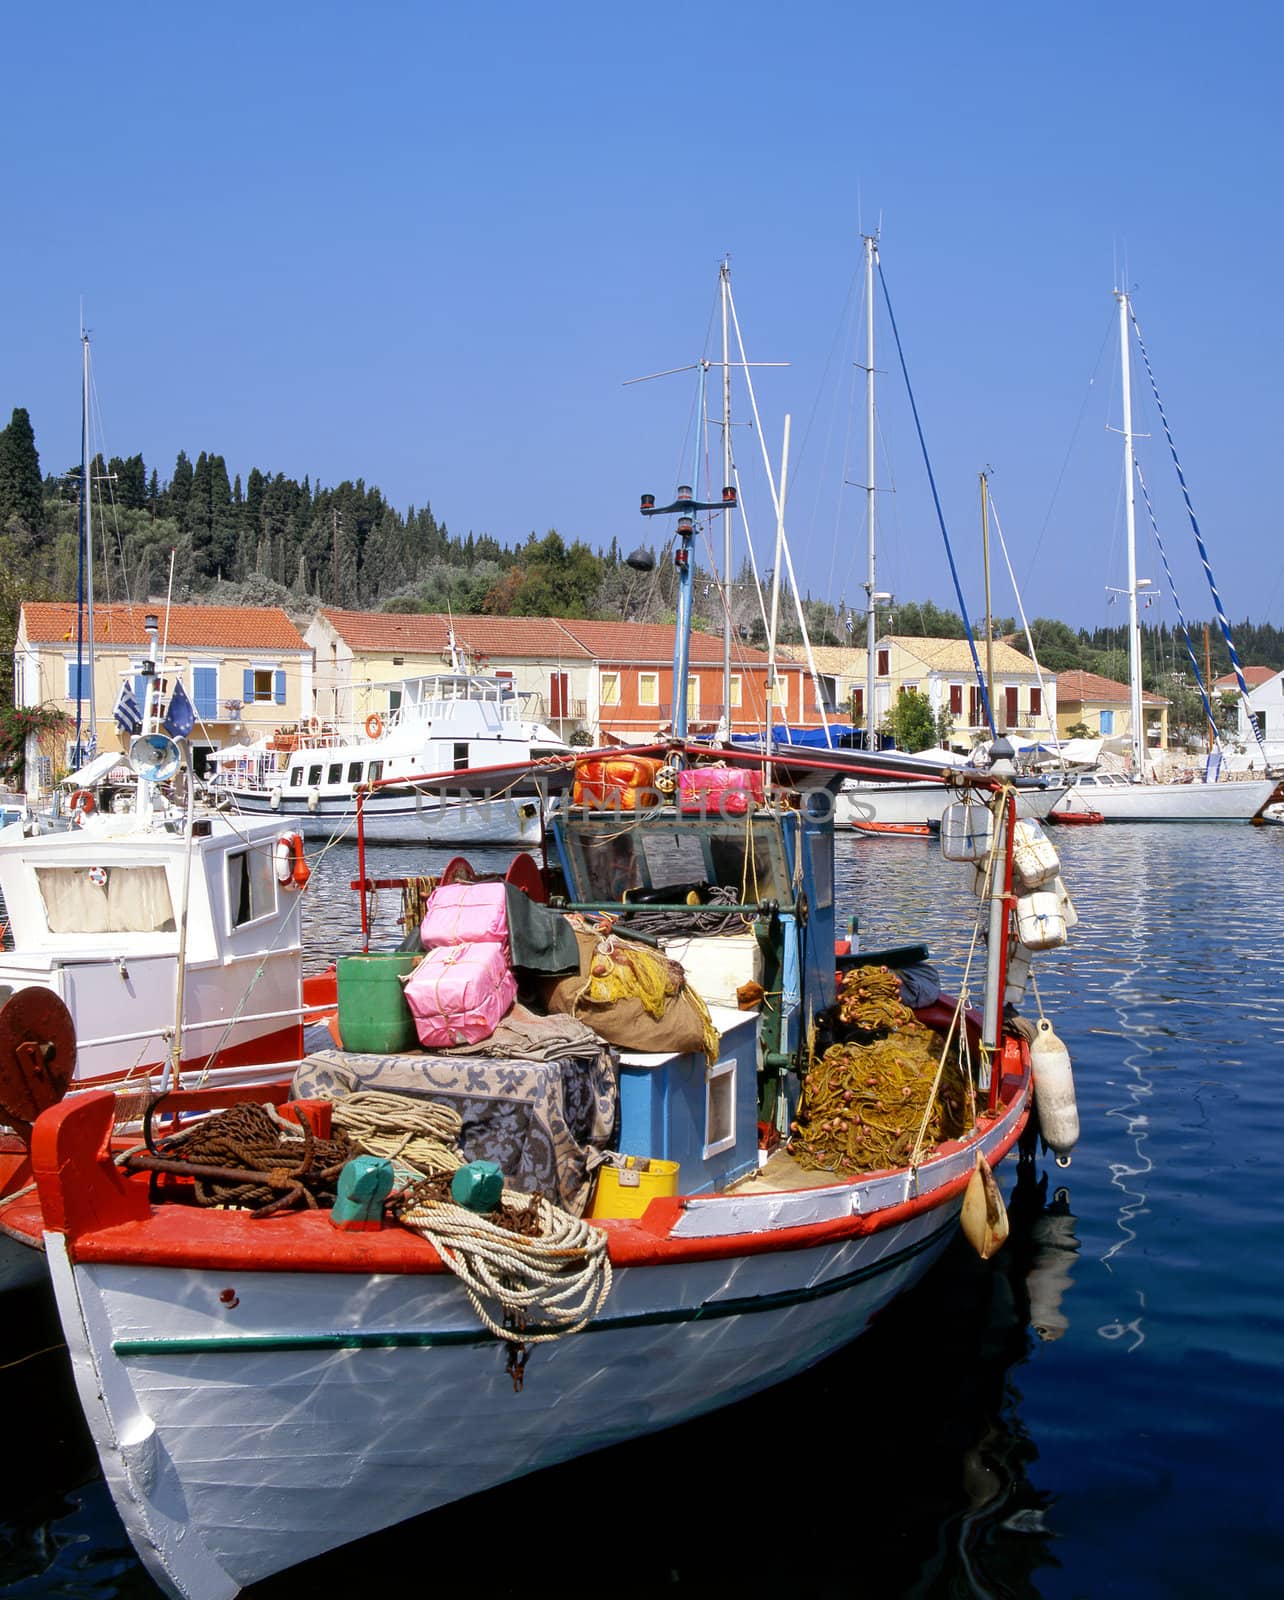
[1054,669,1169,752]
[15,601,310,791]
[808,635,1058,747]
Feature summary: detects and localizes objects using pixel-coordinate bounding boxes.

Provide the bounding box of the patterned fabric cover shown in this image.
[293,1047,618,1217]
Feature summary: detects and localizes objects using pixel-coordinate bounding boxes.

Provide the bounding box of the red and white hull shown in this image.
[31,1069,1029,1600]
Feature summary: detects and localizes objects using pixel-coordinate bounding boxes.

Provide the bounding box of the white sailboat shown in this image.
[1049,291,1281,824]
[830,240,1068,833]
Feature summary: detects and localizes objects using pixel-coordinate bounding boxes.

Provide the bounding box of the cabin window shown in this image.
[327,763,343,784]
[638,672,659,707]
[347,762,363,784]
[876,649,890,676]
[1029,685,1042,718]
[289,767,304,787]
[1080,776,1098,786]
[600,672,621,706]
[453,743,469,771]
[307,764,323,786]
[228,846,276,928]
[949,683,963,716]
[35,865,175,935]
[704,1061,737,1159]
[368,760,384,784]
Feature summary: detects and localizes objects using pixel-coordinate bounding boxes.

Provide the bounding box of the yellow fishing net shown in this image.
[573,932,721,1064]
[790,965,969,1175]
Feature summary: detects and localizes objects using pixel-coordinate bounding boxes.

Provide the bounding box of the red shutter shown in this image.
[550,673,568,716]
[1030,685,1042,717]
[1005,686,1019,727]
[969,686,980,726]
[949,683,963,715]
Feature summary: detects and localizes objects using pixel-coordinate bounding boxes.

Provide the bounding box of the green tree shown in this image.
[881,686,938,752]
[0,407,45,534]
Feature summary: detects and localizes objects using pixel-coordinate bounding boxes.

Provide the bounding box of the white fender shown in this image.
[1030,1016,1079,1164]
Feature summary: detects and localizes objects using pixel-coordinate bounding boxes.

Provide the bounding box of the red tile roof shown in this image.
[319,609,593,658]
[1213,665,1277,690]
[557,619,775,666]
[21,601,305,650]
[1056,669,1167,706]
[319,609,779,666]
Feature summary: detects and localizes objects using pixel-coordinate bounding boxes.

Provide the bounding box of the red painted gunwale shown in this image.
[3,1038,1030,1275]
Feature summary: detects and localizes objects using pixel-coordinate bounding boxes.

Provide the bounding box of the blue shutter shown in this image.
[273,670,286,705]
[67,661,89,700]
[243,669,254,702]
[193,665,218,719]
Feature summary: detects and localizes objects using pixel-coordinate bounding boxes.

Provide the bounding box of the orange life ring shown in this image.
[69,789,96,815]
[365,712,384,740]
[275,832,310,888]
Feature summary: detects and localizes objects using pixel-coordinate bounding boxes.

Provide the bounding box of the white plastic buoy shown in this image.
[961,1150,1009,1260]
[1030,1016,1079,1165]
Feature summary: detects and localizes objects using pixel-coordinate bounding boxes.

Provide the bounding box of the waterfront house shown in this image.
[1054,668,1169,753]
[14,601,309,794]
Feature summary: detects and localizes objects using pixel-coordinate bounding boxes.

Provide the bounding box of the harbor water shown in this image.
[4,824,1284,1597]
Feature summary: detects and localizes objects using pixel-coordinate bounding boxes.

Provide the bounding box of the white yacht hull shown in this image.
[224,791,543,847]
[836,779,1066,830]
[1050,777,1280,823]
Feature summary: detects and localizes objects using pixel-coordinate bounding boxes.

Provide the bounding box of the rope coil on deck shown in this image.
[330,1090,464,1175]
[394,1182,613,1343]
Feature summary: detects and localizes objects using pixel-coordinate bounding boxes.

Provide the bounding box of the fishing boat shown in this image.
[0,404,1083,1600]
[1047,291,1282,824]
[206,640,569,847]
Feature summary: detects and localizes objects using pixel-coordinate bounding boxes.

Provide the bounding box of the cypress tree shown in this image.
[0,407,45,533]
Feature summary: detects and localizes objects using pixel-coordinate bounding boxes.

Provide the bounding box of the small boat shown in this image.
[850,817,937,837]
[206,637,570,847]
[0,365,1083,1600]
[1047,806,1105,826]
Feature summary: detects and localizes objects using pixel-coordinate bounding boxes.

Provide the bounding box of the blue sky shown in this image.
[3,0,1282,633]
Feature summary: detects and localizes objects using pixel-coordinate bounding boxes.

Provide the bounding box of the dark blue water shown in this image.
[4,826,1284,1597]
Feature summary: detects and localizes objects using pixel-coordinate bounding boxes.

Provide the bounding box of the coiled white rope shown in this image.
[330,1090,464,1174]
[397,1189,613,1343]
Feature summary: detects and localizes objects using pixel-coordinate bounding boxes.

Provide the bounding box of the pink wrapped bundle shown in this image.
[677,765,765,816]
[420,881,509,950]
[403,941,516,1048]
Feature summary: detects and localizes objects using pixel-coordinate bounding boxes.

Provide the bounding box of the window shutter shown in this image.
[243,669,254,701]
[274,670,286,705]
[193,665,218,719]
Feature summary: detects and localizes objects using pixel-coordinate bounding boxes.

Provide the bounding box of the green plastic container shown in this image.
[336,954,421,1054]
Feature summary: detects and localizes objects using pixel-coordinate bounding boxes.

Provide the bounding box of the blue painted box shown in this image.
[615,1010,759,1196]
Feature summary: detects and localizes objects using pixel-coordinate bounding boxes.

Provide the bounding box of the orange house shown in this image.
[558,622,818,741]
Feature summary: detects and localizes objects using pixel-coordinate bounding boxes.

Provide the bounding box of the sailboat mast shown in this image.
[1117,290,1145,775]
[863,234,877,750]
[81,329,97,753]
[720,259,733,736]
[981,470,994,722]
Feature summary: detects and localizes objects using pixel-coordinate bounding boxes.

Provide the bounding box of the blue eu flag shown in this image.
[163,680,196,740]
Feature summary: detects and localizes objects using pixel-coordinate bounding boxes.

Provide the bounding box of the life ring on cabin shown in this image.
[275,832,310,888]
[365,712,384,740]
[69,789,96,816]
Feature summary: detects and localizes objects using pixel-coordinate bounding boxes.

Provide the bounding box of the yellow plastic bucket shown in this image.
[589,1156,680,1219]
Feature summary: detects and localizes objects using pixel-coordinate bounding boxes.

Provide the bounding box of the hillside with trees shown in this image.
[1,406,1279,734]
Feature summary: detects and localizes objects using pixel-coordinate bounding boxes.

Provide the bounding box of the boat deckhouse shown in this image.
[808,635,1057,749]
[306,609,819,744]
[14,602,309,794]
[1055,668,1169,753]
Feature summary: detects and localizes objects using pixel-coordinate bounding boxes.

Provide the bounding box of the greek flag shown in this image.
[113,679,143,735]
[162,679,196,740]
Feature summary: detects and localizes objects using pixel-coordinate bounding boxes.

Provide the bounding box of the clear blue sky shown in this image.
[4,0,1282,634]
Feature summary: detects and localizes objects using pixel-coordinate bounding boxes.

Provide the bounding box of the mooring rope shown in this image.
[395,1184,613,1343]
[330,1090,464,1175]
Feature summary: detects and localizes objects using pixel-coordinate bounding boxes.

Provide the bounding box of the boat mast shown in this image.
[1117,290,1145,775]
[863,234,878,751]
[981,470,995,724]
[720,259,734,738]
[80,327,97,756]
